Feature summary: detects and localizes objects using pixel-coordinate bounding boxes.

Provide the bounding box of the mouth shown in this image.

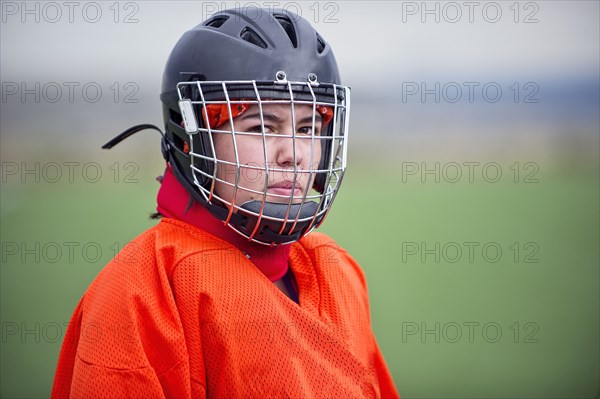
[267,182,303,198]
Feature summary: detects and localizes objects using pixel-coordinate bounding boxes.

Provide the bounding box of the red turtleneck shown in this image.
[155,165,291,282]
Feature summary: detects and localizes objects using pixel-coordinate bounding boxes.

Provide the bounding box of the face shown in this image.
[211,103,323,209]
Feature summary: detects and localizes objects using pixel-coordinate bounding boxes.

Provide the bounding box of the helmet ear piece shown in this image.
[163,114,215,192]
[313,117,338,193]
[314,136,331,193]
[313,170,326,194]
[161,136,170,162]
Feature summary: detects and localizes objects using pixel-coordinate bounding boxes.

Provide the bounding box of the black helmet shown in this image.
[107,7,351,245]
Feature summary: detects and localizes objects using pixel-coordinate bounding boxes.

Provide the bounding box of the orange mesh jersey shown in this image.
[52,218,400,398]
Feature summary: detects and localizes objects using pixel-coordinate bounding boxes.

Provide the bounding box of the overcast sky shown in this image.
[2,1,598,84]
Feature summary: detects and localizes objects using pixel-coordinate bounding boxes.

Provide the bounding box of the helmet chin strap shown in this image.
[235,201,321,245]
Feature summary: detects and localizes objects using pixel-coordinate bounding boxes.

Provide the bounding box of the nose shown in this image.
[273,134,304,169]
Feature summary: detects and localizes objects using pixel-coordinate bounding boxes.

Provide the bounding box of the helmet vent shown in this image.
[169,108,183,126]
[316,33,326,54]
[240,27,268,49]
[204,16,229,28]
[274,15,297,48]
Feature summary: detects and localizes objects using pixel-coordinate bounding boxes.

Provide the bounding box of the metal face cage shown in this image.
[176,78,351,245]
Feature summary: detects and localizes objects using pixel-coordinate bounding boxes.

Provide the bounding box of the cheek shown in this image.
[315,140,323,164]
[214,135,267,188]
[212,132,234,162]
[213,134,264,167]
[237,138,266,165]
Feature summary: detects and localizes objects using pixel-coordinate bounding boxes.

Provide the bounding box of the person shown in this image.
[52,7,400,398]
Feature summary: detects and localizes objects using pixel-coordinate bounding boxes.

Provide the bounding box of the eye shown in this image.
[245,124,274,133]
[298,126,321,136]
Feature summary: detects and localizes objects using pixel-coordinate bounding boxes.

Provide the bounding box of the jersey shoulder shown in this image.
[81,217,232,319]
[296,231,368,293]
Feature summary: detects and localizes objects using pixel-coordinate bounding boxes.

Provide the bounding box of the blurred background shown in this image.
[1,1,598,397]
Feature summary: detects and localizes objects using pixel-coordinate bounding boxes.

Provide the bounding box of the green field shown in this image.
[1,157,598,398]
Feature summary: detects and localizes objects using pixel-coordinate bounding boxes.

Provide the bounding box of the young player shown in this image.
[52,7,400,398]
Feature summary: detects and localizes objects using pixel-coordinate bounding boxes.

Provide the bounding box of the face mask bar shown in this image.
[176,78,350,245]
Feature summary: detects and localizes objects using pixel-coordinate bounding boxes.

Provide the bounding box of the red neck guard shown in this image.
[156,165,290,282]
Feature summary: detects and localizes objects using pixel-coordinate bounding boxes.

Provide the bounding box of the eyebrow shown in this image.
[239,112,323,125]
